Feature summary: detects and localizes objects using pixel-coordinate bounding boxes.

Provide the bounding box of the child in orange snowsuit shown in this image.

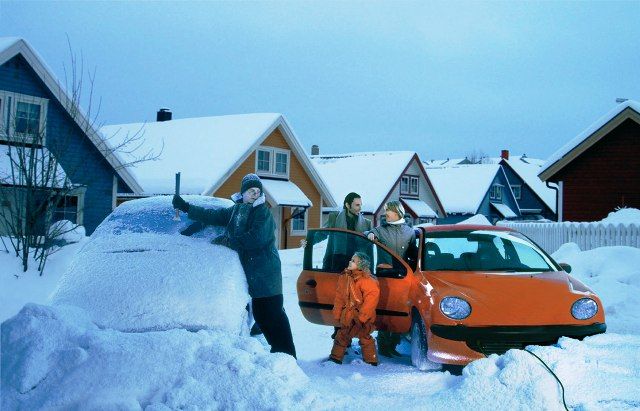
[329,252,380,366]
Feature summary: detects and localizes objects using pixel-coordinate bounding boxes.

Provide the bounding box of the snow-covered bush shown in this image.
[50,196,251,334]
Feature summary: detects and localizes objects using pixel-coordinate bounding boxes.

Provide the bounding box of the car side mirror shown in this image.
[559,262,572,273]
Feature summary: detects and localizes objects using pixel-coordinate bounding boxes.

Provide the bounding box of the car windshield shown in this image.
[422,230,559,272]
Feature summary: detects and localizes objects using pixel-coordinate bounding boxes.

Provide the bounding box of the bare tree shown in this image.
[0,40,160,273]
[464,149,492,164]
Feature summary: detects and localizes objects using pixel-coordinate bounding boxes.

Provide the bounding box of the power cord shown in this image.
[477,345,569,411]
[524,349,569,411]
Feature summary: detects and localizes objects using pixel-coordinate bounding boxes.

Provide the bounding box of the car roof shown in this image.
[420,224,515,233]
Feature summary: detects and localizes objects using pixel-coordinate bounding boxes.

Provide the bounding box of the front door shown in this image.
[297,228,414,332]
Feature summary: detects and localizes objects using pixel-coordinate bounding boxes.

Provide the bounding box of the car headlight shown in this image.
[571,298,598,320]
[440,297,471,320]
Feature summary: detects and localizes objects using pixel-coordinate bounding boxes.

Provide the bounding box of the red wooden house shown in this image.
[538,100,640,222]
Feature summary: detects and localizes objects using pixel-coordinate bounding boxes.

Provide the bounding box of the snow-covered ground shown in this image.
[2,207,640,410]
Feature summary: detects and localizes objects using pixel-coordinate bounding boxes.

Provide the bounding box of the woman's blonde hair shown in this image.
[384,200,405,219]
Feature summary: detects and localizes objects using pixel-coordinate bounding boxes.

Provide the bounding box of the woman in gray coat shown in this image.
[365,200,415,357]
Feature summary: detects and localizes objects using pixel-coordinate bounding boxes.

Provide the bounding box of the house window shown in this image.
[511,185,521,200]
[255,146,290,178]
[275,152,288,174]
[53,195,79,224]
[15,101,41,135]
[400,175,419,196]
[0,91,48,144]
[490,184,503,201]
[257,149,271,172]
[290,207,307,234]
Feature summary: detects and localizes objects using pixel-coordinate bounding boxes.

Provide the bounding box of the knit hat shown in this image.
[240,173,263,194]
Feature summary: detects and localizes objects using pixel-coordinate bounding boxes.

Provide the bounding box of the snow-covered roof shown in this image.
[423,157,469,167]
[100,114,335,206]
[425,164,502,214]
[262,179,312,207]
[500,156,557,212]
[400,198,437,218]
[310,151,415,214]
[540,100,640,179]
[491,202,517,218]
[101,114,280,195]
[0,37,141,194]
[0,144,68,188]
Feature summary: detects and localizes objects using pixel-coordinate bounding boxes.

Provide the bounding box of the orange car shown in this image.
[297,225,606,370]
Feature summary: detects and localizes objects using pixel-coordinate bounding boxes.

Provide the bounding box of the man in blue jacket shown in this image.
[173,173,296,358]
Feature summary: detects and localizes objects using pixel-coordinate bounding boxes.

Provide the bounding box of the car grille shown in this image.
[467,339,558,355]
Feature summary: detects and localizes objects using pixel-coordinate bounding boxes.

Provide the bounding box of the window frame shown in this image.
[400,174,419,196]
[489,184,503,201]
[0,91,48,144]
[290,206,308,235]
[255,145,290,178]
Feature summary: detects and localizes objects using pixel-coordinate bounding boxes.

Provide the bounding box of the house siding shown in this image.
[0,55,120,234]
[214,128,321,249]
[549,118,640,222]
[477,171,521,224]
[501,164,555,220]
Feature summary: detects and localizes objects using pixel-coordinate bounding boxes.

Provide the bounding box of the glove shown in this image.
[172,195,189,213]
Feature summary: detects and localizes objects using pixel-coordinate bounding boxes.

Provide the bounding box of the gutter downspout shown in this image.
[546,181,560,222]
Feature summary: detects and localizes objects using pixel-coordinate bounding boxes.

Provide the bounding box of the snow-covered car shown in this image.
[297,224,606,369]
[50,196,251,334]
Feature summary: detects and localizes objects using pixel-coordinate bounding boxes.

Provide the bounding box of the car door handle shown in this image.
[305,279,317,288]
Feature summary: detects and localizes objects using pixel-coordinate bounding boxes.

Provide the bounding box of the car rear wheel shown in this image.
[410,312,441,371]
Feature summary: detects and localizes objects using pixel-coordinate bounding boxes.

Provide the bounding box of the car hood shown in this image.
[425,270,605,326]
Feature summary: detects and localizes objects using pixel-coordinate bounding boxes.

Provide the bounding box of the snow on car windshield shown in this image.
[423,230,558,272]
[50,196,251,334]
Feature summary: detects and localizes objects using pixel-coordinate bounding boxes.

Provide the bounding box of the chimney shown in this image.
[311,145,319,155]
[157,108,172,122]
[501,149,509,160]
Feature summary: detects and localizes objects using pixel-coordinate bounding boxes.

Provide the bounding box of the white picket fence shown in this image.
[497,221,640,254]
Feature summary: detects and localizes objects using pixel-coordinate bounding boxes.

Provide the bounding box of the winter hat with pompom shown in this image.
[240,173,263,194]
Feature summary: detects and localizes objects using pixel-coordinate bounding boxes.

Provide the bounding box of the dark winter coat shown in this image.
[323,210,373,258]
[365,220,416,266]
[187,193,282,298]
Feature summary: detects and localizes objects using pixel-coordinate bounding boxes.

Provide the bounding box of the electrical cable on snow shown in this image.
[524,349,569,411]
[476,345,569,411]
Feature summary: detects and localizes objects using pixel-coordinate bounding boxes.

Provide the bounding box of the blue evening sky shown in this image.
[1,1,639,161]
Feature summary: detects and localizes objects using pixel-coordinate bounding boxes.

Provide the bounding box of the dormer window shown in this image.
[400,175,419,196]
[255,146,290,178]
[490,184,503,201]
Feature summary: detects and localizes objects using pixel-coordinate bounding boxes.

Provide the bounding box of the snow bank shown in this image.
[50,196,251,334]
[49,219,85,243]
[553,243,640,335]
[1,303,315,410]
[600,207,640,225]
[435,333,640,410]
[0,236,88,323]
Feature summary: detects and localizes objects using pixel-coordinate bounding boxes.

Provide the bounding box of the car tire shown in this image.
[410,312,441,371]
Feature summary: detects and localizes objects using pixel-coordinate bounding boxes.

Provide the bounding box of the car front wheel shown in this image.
[410,312,441,371]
